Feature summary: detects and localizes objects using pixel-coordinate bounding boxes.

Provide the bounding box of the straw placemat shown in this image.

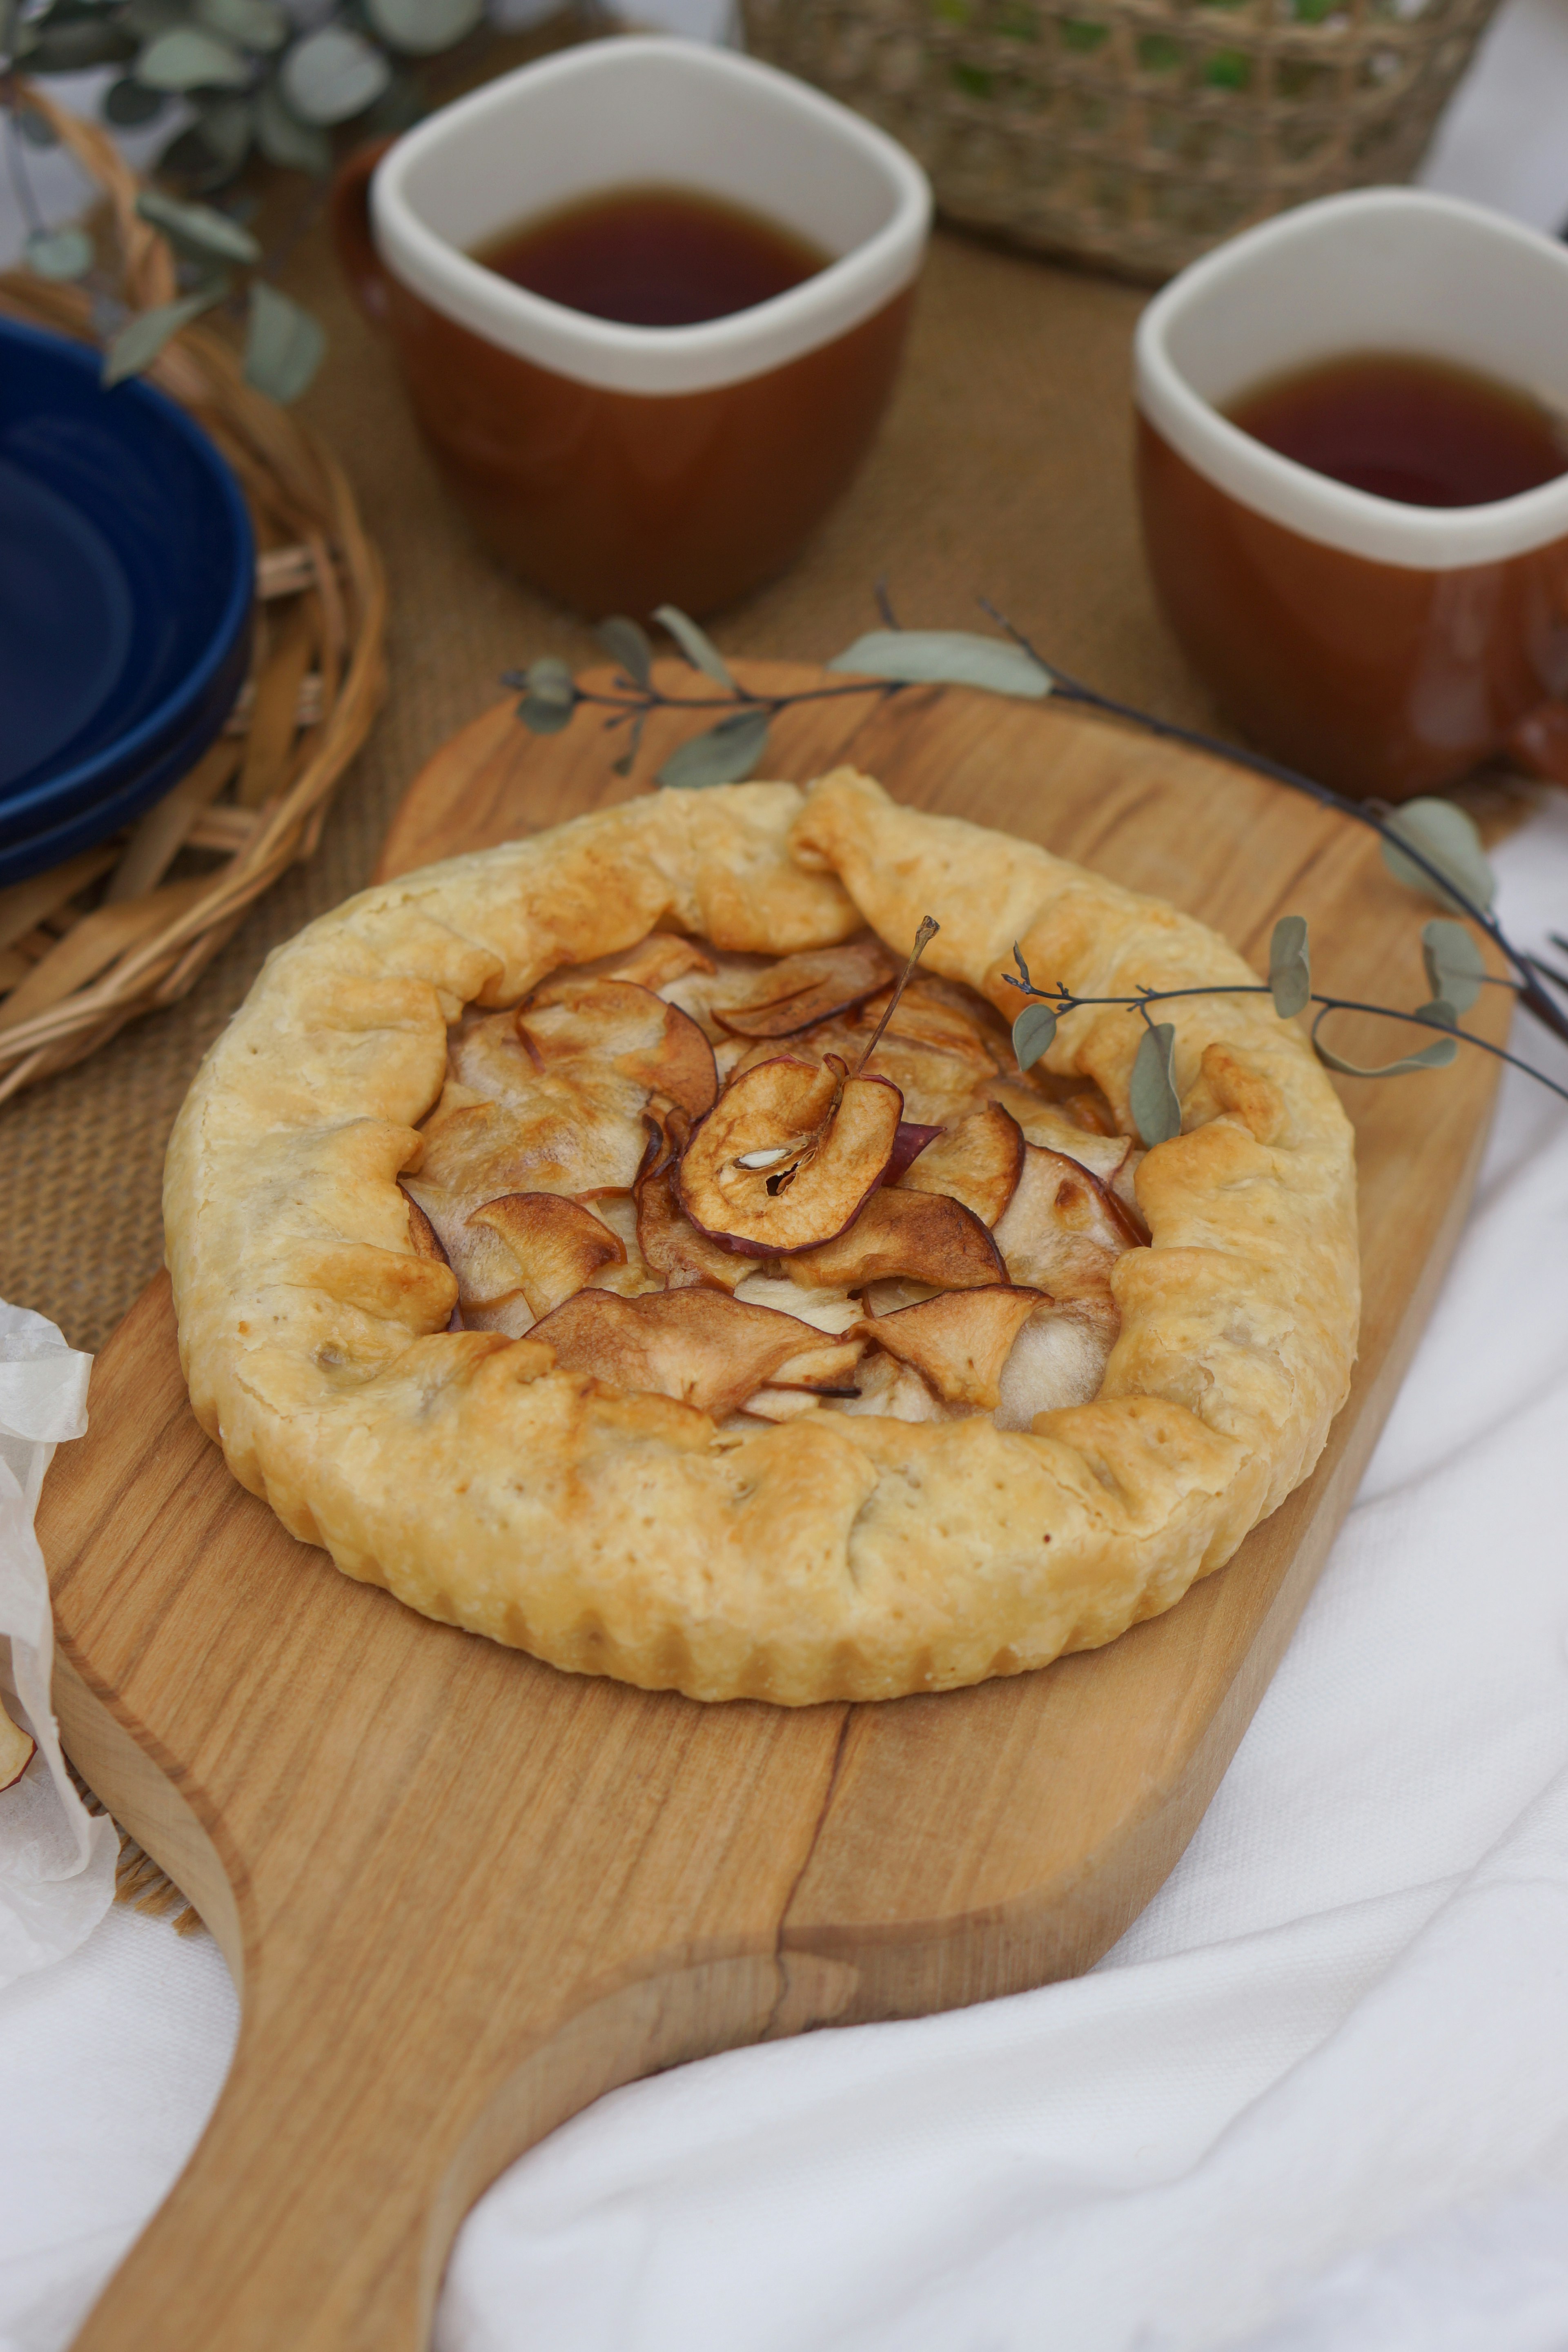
[0,190,1238,1352]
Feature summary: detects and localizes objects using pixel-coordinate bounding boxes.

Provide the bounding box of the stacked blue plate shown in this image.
[1,314,254,890]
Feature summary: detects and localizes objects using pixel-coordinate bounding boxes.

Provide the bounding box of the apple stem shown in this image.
[854,916,940,1078]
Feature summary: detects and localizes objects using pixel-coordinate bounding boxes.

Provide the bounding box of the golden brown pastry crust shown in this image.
[165,772,1359,1704]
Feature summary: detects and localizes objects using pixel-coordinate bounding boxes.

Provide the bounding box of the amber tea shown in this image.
[1226,351,1568,508]
[472,184,830,330]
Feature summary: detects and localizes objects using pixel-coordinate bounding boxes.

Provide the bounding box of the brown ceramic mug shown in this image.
[1134,189,1568,802]
[332,36,930,619]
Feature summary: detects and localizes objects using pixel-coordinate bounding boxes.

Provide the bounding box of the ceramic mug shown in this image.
[1135,189,1568,802]
[332,36,931,619]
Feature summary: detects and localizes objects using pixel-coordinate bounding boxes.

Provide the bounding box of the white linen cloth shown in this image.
[3,795,1568,2352]
[0,1310,113,2001]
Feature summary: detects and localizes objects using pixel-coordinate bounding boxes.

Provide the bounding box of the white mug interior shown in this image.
[371,36,931,399]
[1135,189,1568,570]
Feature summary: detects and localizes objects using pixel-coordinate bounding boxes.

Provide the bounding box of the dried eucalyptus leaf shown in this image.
[104,75,166,124]
[828,629,1051,699]
[22,13,135,68]
[1414,996,1459,1030]
[196,0,289,49]
[1011,1000,1058,1071]
[137,185,260,262]
[652,603,736,689]
[524,656,575,708]
[102,287,219,384]
[280,23,389,123]
[1380,797,1496,915]
[123,0,187,37]
[243,280,324,403]
[1268,913,1310,1019]
[657,708,771,790]
[1421,918,1486,1014]
[256,77,330,171]
[364,0,483,53]
[25,225,94,280]
[1312,1021,1459,1078]
[1129,1021,1180,1147]
[596,615,652,688]
[137,22,249,84]
[517,693,575,736]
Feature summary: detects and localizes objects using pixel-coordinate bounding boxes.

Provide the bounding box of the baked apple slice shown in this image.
[519,976,717,1120]
[468,1193,626,1320]
[529,1286,836,1419]
[992,1143,1142,1300]
[635,1115,746,1292]
[712,939,896,1038]
[678,1056,902,1255]
[981,1080,1133,1189]
[853,1283,1044,1409]
[787,1189,1005,1290]
[993,1302,1120,1428]
[896,1102,1023,1225]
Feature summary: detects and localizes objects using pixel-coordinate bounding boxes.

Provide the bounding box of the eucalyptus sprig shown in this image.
[1004,916,1568,1149]
[507,595,1568,1080]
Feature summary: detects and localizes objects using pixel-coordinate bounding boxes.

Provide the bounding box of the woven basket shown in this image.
[0,82,386,1105]
[741,0,1499,282]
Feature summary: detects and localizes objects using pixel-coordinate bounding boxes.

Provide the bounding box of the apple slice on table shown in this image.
[528,1287,835,1420]
[712,939,896,1039]
[896,1102,1023,1225]
[787,1188,1005,1290]
[0,1705,34,1794]
[853,1284,1044,1410]
[678,1056,903,1255]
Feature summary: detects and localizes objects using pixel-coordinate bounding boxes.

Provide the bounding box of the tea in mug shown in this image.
[1226,351,1568,508]
[472,185,830,329]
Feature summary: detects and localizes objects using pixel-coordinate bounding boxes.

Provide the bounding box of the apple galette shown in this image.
[165,770,1359,1704]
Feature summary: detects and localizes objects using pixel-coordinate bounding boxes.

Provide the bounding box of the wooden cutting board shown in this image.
[43,665,1506,2351]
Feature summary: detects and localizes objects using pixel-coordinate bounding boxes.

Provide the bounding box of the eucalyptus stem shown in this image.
[976,597,1568,1054]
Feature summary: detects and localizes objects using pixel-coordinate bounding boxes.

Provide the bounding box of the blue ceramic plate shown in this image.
[0,314,254,888]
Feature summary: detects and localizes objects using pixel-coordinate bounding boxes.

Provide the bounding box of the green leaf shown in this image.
[1414,997,1459,1030]
[279,24,390,123]
[123,0,189,37]
[256,78,331,172]
[1311,1006,1459,1079]
[596,616,653,688]
[1268,913,1310,1019]
[1379,797,1496,915]
[828,628,1051,699]
[104,76,167,125]
[243,280,325,403]
[1012,1001,1058,1071]
[137,22,250,84]
[137,185,261,263]
[364,0,483,53]
[518,694,576,736]
[1421,918,1486,1015]
[657,708,771,790]
[652,604,736,690]
[1129,1021,1180,1147]
[25,225,94,280]
[102,287,221,384]
[196,0,289,49]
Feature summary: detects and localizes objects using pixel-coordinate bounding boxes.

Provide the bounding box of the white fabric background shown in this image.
[7,7,1568,2346]
[4,801,1568,2351]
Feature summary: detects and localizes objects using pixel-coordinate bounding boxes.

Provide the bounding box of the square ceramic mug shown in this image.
[1134,189,1568,802]
[333,37,931,618]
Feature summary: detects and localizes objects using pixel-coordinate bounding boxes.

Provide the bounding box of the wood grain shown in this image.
[45,666,1506,2348]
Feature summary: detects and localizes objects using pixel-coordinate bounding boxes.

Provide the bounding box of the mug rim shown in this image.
[370,35,932,399]
[1134,187,1568,573]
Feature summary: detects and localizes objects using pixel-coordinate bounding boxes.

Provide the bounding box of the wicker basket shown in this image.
[0,82,386,1105]
[741,0,1499,282]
